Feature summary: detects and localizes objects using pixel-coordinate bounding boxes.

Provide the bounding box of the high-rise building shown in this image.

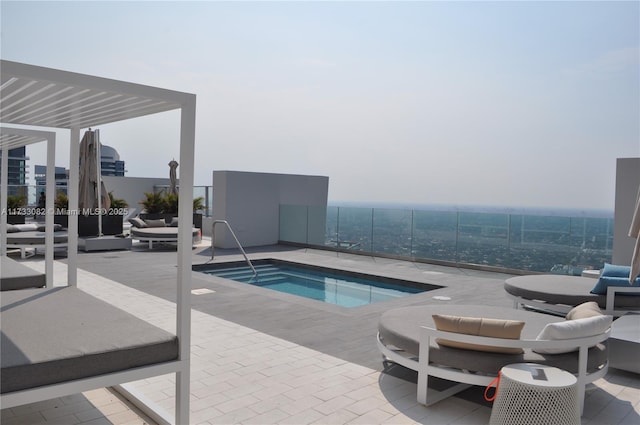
[34,144,125,190]
[100,145,126,177]
[0,146,29,197]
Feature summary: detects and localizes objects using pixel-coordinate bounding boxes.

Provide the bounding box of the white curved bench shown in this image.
[377,305,610,415]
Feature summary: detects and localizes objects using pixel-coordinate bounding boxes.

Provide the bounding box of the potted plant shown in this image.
[79,192,128,237]
[6,195,26,224]
[53,191,69,228]
[139,191,173,223]
[193,196,204,229]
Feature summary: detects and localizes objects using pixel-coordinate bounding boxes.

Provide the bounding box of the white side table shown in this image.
[489,363,580,425]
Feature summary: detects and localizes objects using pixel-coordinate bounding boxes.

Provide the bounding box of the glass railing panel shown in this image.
[325,206,339,247]
[336,207,373,251]
[456,212,509,267]
[372,208,412,256]
[279,204,308,244]
[412,210,458,261]
[307,205,328,246]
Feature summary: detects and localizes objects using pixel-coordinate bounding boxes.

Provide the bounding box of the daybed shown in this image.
[0,256,46,291]
[377,304,611,414]
[505,274,640,317]
[1,286,179,406]
[4,223,68,259]
[129,217,201,249]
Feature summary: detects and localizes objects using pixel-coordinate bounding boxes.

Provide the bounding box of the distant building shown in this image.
[0,146,29,196]
[34,144,125,191]
[100,144,126,177]
[34,165,69,193]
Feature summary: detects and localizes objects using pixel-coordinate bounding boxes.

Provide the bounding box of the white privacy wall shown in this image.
[612,157,640,266]
[212,171,329,248]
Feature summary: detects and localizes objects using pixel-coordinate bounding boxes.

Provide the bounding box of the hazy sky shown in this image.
[2,1,638,210]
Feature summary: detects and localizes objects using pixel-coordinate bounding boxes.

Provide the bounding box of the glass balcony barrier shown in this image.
[280,204,613,275]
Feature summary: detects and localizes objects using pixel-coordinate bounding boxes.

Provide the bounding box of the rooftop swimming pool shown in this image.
[194,260,440,307]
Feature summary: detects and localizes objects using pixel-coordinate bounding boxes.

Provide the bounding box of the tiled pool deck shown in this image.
[2,240,639,424]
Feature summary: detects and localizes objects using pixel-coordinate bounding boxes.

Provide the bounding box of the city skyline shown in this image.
[2,1,638,211]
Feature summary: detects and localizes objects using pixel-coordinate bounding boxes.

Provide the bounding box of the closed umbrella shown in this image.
[629,185,640,283]
[79,129,110,233]
[169,159,179,195]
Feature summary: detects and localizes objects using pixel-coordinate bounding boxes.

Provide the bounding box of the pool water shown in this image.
[195,261,434,307]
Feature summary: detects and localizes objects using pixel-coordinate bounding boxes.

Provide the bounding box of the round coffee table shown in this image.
[489,363,580,425]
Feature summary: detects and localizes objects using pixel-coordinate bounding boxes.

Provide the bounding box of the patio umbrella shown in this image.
[79,129,110,211]
[629,184,640,283]
[169,159,179,195]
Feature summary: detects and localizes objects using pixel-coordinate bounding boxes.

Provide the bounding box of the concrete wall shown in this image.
[612,157,640,265]
[212,171,329,248]
[103,176,171,217]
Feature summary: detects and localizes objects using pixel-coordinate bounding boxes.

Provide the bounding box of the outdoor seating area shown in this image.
[3,223,68,259]
[376,303,611,415]
[504,271,640,317]
[129,217,202,249]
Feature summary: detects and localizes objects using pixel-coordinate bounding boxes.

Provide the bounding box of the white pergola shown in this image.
[0,127,56,287]
[0,60,195,425]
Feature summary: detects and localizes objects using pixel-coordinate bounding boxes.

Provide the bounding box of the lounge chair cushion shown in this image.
[35,223,62,232]
[533,315,612,354]
[601,263,632,277]
[129,217,147,228]
[432,314,525,354]
[6,231,68,245]
[144,219,167,228]
[0,257,46,291]
[14,223,38,231]
[591,275,640,295]
[6,224,19,233]
[566,302,603,320]
[169,217,179,227]
[1,287,179,393]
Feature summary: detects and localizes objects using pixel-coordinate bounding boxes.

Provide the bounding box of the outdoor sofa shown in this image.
[3,223,68,259]
[504,265,640,316]
[377,303,611,415]
[129,217,201,249]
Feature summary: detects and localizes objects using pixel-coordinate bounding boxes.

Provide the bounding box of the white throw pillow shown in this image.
[534,315,612,354]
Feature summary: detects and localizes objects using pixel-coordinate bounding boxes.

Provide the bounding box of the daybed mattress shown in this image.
[1,287,179,394]
[0,256,46,291]
[131,227,199,240]
[5,231,68,245]
[378,305,607,375]
[505,275,640,309]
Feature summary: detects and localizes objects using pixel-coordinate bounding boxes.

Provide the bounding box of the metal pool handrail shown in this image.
[210,220,257,276]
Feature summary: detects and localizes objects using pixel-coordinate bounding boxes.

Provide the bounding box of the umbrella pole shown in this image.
[96,129,102,236]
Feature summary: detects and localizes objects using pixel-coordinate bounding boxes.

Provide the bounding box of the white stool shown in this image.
[489,363,580,425]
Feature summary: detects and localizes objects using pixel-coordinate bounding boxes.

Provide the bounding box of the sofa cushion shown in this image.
[591,275,640,295]
[432,314,525,354]
[6,224,19,233]
[601,263,632,277]
[36,223,62,232]
[565,302,603,320]
[169,217,179,227]
[14,223,38,232]
[534,315,612,354]
[129,217,147,228]
[143,219,166,228]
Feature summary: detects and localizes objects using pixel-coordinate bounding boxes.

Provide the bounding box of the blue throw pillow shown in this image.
[590,275,640,295]
[601,263,632,278]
